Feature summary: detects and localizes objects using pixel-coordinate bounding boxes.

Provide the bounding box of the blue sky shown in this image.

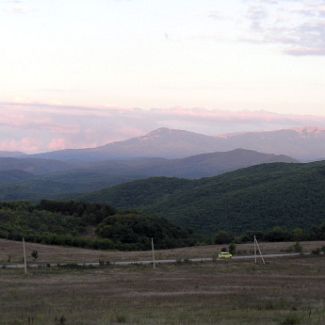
[0,0,325,152]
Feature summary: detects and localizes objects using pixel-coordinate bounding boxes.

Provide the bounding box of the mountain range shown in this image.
[0,149,295,200]
[29,127,325,161]
[0,126,324,203]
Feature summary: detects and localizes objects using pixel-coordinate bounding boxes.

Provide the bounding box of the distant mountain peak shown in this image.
[148,127,172,135]
[293,127,325,135]
[146,127,193,137]
[143,128,173,138]
[145,127,212,138]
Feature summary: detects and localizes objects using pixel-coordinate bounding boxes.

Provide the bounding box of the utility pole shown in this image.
[151,238,156,269]
[22,237,27,274]
[254,235,265,265]
[254,235,257,264]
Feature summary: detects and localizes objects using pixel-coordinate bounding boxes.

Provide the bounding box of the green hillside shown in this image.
[79,161,325,235]
[0,201,193,250]
[0,149,296,201]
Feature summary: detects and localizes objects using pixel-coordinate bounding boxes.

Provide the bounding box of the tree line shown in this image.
[214,225,325,244]
[0,200,193,250]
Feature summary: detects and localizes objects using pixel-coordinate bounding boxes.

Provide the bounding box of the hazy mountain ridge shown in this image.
[0,170,35,184]
[0,157,74,175]
[29,127,325,161]
[0,151,26,158]
[0,149,296,200]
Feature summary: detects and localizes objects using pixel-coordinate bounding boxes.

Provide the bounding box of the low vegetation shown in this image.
[0,256,324,324]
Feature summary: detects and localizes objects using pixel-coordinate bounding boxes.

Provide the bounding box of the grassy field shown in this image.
[0,256,324,325]
[1,239,325,264]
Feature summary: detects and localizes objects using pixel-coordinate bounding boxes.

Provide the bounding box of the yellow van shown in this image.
[218,252,233,260]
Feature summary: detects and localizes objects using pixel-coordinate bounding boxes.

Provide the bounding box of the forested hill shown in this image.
[79,161,325,235]
[0,201,193,250]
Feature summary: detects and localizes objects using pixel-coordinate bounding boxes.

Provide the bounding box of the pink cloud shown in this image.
[0,138,41,153]
[2,102,325,153]
[48,138,68,151]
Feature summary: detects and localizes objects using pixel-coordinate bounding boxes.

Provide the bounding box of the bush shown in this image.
[312,248,321,255]
[229,243,236,255]
[31,250,39,261]
[215,231,234,244]
[293,242,303,254]
[280,314,301,325]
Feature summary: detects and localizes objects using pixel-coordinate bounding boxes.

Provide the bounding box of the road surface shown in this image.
[1,253,303,269]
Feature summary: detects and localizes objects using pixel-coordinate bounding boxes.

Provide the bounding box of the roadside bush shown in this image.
[311,248,321,255]
[31,250,39,261]
[280,314,301,325]
[293,242,303,254]
[215,231,234,244]
[229,242,236,255]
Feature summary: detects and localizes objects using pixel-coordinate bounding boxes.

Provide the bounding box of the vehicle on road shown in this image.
[218,251,233,260]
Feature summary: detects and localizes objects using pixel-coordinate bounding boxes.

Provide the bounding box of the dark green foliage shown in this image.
[31,250,38,260]
[229,243,236,255]
[293,242,303,254]
[80,161,325,235]
[311,248,321,255]
[38,200,116,225]
[280,314,301,325]
[292,228,305,241]
[215,231,234,244]
[81,177,192,210]
[237,223,325,243]
[96,212,193,250]
[264,227,291,242]
[0,200,192,250]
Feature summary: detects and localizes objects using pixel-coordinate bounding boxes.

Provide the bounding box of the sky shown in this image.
[1,0,325,152]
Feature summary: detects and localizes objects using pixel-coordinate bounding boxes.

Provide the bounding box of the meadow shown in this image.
[0,240,325,324]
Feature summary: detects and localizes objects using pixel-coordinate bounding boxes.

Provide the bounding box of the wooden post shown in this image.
[22,237,27,274]
[151,238,156,269]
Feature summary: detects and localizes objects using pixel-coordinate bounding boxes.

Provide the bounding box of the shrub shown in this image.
[215,231,234,244]
[229,242,236,255]
[293,242,303,254]
[280,314,301,325]
[312,248,321,255]
[31,250,39,261]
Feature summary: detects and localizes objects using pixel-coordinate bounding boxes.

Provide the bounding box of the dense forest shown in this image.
[1,161,325,250]
[79,161,325,235]
[0,199,324,250]
[0,200,193,250]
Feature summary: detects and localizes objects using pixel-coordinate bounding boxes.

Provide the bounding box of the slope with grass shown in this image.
[80,161,325,234]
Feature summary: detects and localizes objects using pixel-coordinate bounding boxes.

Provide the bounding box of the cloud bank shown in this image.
[1,102,325,153]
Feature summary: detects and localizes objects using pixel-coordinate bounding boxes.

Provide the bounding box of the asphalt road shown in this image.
[1,253,302,269]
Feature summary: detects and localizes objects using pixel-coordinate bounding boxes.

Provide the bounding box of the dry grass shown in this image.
[0,256,324,324]
[1,239,324,264]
